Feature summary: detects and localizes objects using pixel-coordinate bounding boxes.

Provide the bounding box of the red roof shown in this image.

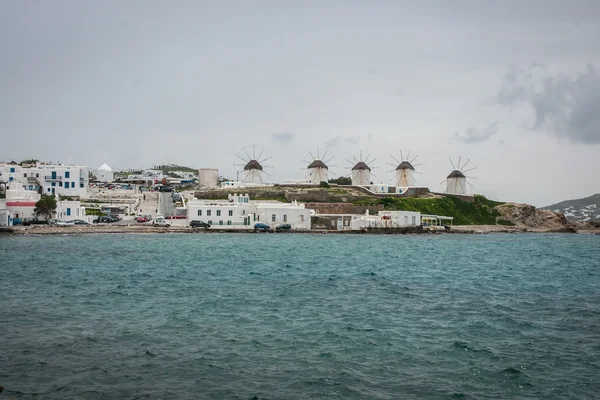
[6,201,36,207]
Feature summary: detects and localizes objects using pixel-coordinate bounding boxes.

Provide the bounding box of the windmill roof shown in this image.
[98,163,112,171]
[396,161,415,171]
[243,160,263,171]
[352,161,371,171]
[307,160,328,169]
[447,170,466,179]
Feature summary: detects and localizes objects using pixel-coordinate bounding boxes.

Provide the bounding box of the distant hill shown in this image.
[541,193,600,222]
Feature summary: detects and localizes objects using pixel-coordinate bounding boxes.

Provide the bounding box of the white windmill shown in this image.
[234,145,273,184]
[304,149,335,184]
[387,150,422,187]
[347,151,375,186]
[442,156,476,195]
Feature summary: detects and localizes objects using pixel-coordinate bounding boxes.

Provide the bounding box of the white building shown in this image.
[3,182,86,221]
[350,210,422,230]
[198,168,219,188]
[0,162,89,197]
[96,163,114,183]
[187,193,311,230]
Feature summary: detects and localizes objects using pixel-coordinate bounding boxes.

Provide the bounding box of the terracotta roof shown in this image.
[352,161,371,171]
[307,160,328,169]
[396,161,415,171]
[447,170,466,179]
[243,160,263,171]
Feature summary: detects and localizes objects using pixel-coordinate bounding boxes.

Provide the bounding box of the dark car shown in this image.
[276,223,291,232]
[22,217,49,226]
[93,215,118,223]
[190,220,211,229]
[254,223,272,232]
[159,186,173,192]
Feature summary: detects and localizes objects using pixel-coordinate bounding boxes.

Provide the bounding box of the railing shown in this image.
[44,175,62,181]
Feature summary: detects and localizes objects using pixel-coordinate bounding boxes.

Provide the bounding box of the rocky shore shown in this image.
[1,224,597,236]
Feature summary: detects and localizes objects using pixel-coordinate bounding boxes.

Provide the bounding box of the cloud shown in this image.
[453,121,499,144]
[272,132,294,145]
[324,136,361,147]
[496,64,600,144]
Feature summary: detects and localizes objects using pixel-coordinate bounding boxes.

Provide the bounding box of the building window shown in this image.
[36,173,39,178]
[219,220,223,225]
[208,220,212,225]
[71,182,75,188]
[242,210,246,215]
[228,210,233,216]
[227,221,232,225]
[52,182,56,187]
[10,167,15,173]
[23,173,27,178]
[80,183,84,188]
[65,171,70,178]
[197,210,202,216]
[66,208,71,216]
[207,210,211,216]
[283,215,287,222]
[300,215,304,222]
[47,188,51,192]
[59,182,63,187]
[272,214,276,222]
[216,210,221,216]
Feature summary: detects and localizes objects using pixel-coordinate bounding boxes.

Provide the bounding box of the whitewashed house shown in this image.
[187,193,311,230]
[0,162,89,197]
[3,182,86,221]
[96,163,114,183]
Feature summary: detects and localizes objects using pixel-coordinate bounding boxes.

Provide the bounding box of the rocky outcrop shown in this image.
[494,203,576,231]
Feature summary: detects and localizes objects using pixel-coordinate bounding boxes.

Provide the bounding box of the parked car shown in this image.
[93,215,118,223]
[22,217,49,226]
[254,223,272,232]
[190,220,211,229]
[136,215,150,223]
[276,223,291,232]
[153,217,170,228]
[49,219,75,226]
[69,219,90,225]
[159,186,173,192]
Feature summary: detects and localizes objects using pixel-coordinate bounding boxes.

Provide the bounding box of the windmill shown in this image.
[387,149,422,187]
[442,156,476,195]
[346,151,375,186]
[234,145,273,184]
[303,149,335,184]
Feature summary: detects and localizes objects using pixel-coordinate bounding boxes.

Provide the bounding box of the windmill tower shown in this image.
[304,149,335,183]
[443,156,476,195]
[387,150,421,187]
[234,145,273,184]
[347,152,375,186]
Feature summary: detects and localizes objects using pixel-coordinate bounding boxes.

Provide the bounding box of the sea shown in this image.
[1,233,599,399]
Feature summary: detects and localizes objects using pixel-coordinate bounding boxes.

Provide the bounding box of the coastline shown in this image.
[1,224,594,236]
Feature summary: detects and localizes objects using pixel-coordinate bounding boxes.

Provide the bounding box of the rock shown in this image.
[494,203,577,232]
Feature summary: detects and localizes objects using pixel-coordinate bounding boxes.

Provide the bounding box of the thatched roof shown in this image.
[396,161,415,171]
[352,161,371,171]
[307,160,328,169]
[243,160,263,171]
[447,169,466,179]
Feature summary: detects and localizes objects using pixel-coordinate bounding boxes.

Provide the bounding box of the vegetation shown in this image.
[319,181,330,188]
[34,195,57,220]
[59,195,80,201]
[352,194,506,225]
[19,159,39,166]
[85,208,105,216]
[329,177,351,185]
[154,164,197,173]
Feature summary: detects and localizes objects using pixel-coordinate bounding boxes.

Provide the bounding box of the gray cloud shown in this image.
[272,132,294,145]
[497,64,600,144]
[324,136,361,148]
[453,122,499,144]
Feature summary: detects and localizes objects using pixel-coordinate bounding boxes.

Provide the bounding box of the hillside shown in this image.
[353,195,507,225]
[541,193,600,222]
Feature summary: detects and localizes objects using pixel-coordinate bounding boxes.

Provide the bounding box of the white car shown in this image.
[153,218,170,228]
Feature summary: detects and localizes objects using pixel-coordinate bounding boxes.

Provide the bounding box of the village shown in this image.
[0,150,470,234]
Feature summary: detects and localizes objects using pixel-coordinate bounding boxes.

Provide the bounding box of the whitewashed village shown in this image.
[0,148,473,233]
[2,148,582,234]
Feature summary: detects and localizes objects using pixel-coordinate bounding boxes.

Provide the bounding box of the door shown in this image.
[51,171,57,179]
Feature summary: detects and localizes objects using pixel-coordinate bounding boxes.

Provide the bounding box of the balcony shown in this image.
[44,175,62,181]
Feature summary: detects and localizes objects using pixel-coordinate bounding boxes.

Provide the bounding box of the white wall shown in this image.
[0,163,89,197]
[446,178,467,195]
[351,169,371,186]
[396,169,417,187]
[96,170,114,183]
[198,169,219,188]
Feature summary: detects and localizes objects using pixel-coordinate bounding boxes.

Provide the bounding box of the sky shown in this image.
[1,0,600,207]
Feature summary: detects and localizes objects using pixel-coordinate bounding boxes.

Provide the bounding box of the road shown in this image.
[158,192,175,217]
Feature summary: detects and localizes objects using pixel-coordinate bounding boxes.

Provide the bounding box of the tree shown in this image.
[34,195,57,220]
[329,177,351,185]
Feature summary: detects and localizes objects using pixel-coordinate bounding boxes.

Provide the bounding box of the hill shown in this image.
[541,193,600,222]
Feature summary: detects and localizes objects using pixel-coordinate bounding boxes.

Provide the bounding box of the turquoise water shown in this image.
[1,233,599,399]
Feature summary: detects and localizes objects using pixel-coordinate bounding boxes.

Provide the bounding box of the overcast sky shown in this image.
[2,0,599,206]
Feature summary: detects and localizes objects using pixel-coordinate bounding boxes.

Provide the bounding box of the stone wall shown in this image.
[304,203,384,215]
[430,192,475,202]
